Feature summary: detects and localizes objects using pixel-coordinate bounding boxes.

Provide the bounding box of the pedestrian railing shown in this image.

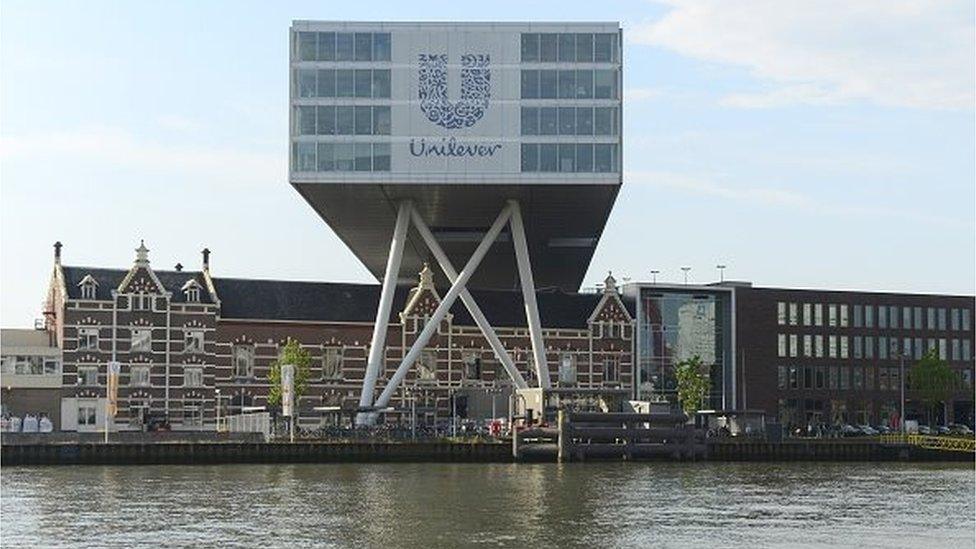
[878,433,975,453]
[224,412,271,442]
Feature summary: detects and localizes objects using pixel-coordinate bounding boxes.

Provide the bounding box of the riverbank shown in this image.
[2,438,971,465]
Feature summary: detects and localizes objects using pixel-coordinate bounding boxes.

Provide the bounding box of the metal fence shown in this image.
[221,412,271,442]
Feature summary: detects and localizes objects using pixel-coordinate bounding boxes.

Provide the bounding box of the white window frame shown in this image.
[81,283,97,300]
[183,400,203,426]
[131,328,152,353]
[130,365,151,387]
[603,356,619,383]
[322,346,344,379]
[233,345,255,378]
[79,327,100,351]
[184,330,205,354]
[78,366,99,386]
[184,367,204,387]
[132,293,154,311]
[78,401,98,426]
[185,287,200,303]
[558,353,577,385]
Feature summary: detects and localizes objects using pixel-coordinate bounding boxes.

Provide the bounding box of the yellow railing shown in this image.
[878,433,975,453]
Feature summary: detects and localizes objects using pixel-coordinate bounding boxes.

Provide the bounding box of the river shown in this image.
[2,462,973,548]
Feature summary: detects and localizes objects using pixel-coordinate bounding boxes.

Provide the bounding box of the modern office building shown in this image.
[1,328,62,428]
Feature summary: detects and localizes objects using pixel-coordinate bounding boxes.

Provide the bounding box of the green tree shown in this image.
[267,338,312,408]
[674,355,711,416]
[909,349,959,427]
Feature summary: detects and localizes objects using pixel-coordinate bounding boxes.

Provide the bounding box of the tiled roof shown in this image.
[61,266,214,304]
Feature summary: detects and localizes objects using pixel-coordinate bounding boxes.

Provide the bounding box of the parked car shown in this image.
[875,425,892,434]
[917,425,933,435]
[947,423,974,436]
[858,425,878,436]
[839,424,861,437]
[936,425,951,436]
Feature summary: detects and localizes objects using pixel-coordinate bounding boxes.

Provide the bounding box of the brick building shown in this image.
[46,242,635,432]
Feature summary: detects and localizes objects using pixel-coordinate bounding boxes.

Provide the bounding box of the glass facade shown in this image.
[635,288,733,408]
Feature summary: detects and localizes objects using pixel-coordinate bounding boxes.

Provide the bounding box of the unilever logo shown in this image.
[410,53,501,160]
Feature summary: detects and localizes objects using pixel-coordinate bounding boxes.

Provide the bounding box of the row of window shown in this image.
[520,33,618,63]
[295,31,391,62]
[778,365,974,392]
[293,141,390,173]
[520,143,617,173]
[521,69,618,100]
[76,328,206,354]
[78,288,202,306]
[75,398,207,427]
[777,333,973,361]
[777,301,972,331]
[294,105,391,136]
[295,68,391,99]
[75,366,204,387]
[0,355,59,375]
[521,106,617,136]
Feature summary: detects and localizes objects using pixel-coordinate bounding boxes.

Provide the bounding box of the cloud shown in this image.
[631,0,975,110]
[623,87,664,102]
[0,127,282,189]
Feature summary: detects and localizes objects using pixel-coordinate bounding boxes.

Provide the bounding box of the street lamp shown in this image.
[716,264,727,283]
[681,267,691,285]
[650,270,660,284]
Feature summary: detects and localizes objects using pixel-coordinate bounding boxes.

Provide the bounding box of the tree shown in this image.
[674,355,711,416]
[909,349,959,427]
[267,338,311,408]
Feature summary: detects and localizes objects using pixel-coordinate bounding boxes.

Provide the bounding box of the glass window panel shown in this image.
[298,69,316,98]
[373,33,391,61]
[594,33,613,62]
[316,105,335,135]
[355,106,372,135]
[558,107,576,135]
[521,107,538,136]
[355,142,372,171]
[558,144,575,172]
[521,33,539,62]
[521,70,539,99]
[372,143,390,171]
[576,70,593,99]
[594,144,613,172]
[558,70,577,99]
[335,143,355,171]
[355,69,372,98]
[372,106,391,135]
[317,69,335,97]
[317,32,335,61]
[316,143,334,171]
[576,107,593,135]
[576,143,593,172]
[539,107,557,135]
[576,33,593,62]
[539,33,557,62]
[336,106,355,134]
[521,143,538,172]
[372,69,391,98]
[297,31,317,61]
[297,106,316,135]
[539,144,558,172]
[336,33,354,61]
[558,33,575,62]
[539,70,557,99]
[354,33,373,61]
[296,142,316,171]
[594,69,616,98]
[594,107,614,135]
[336,69,355,97]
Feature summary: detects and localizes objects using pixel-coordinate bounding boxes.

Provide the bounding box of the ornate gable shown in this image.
[400,264,445,319]
[587,272,634,324]
[116,241,169,295]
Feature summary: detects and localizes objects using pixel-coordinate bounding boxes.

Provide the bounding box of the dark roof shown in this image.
[213,278,634,329]
[61,266,213,304]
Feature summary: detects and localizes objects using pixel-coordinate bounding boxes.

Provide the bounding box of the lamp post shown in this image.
[716,264,726,283]
[681,267,691,285]
[650,270,659,284]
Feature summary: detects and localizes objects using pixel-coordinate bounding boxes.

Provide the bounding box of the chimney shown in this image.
[202,248,211,271]
[54,241,62,265]
[175,263,183,272]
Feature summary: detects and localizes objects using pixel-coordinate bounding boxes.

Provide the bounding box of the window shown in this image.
[865,305,874,328]
[802,367,812,389]
[131,328,152,353]
[777,302,786,325]
[417,351,437,381]
[878,306,888,329]
[777,334,786,357]
[864,368,874,391]
[354,69,372,98]
[814,304,824,326]
[594,107,615,135]
[81,281,97,300]
[951,339,960,361]
[593,69,616,98]
[828,336,837,358]
[789,303,798,325]
[803,335,812,357]
[903,307,911,330]
[594,33,615,62]
[853,367,863,390]
[879,336,888,359]
[463,352,482,381]
[853,305,862,328]
[890,368,900,392]
[78,366,98,386]
[559,353,577,385]
[879,369,888,391]
[777,366,787,390]
[184,286,200,303]
[184,330,204,353]
[183,400,203,426]
[233,345,254,378]
[839,367,850,390]
[373,33,391,61]
[938,338,947,360]
[540,33,557,62]
[840,336,849,359]
[913,307,922,330]
[335,32,353,61]
[828,304,837,327]
[184,367,203,387]
[603,357,619,383]
[132,293,154,311]
[373,70,391,98]
[789,334,798,358]
[521,33,539,62]
[938,308,947,331]
[915,338,923,360]
[889,306,899,329]
[78,402,97,426]
[950,308,960,331]
[788,366,798,389]
[79,327,99,351]
[964,340,972,361]
[838,304,848,327]
[853,336,862,359]
[323,347,343,379]
[815,367,825,390]
[815,335,824,358]
[865,336,874,359]
[829,367,838,390]
[802,304,811,326]
[964,310,972,331]
[130,365,150,387]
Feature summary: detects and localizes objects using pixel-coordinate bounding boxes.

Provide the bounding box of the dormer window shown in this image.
[132,293,153,311]
[181,279,202,303]
[78,274,98,300]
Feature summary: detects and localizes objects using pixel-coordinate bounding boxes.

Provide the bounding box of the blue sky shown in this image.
[1,0,974,326]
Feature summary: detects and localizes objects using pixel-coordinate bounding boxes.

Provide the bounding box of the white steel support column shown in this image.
[358,201,412,413]
[409,208,528,390]
[374,204,513,409]
[509,200,551,389]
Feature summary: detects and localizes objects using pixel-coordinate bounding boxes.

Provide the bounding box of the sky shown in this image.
[1,0,974,327]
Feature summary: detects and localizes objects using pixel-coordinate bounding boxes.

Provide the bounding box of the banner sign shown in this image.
[281,364,295,417]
